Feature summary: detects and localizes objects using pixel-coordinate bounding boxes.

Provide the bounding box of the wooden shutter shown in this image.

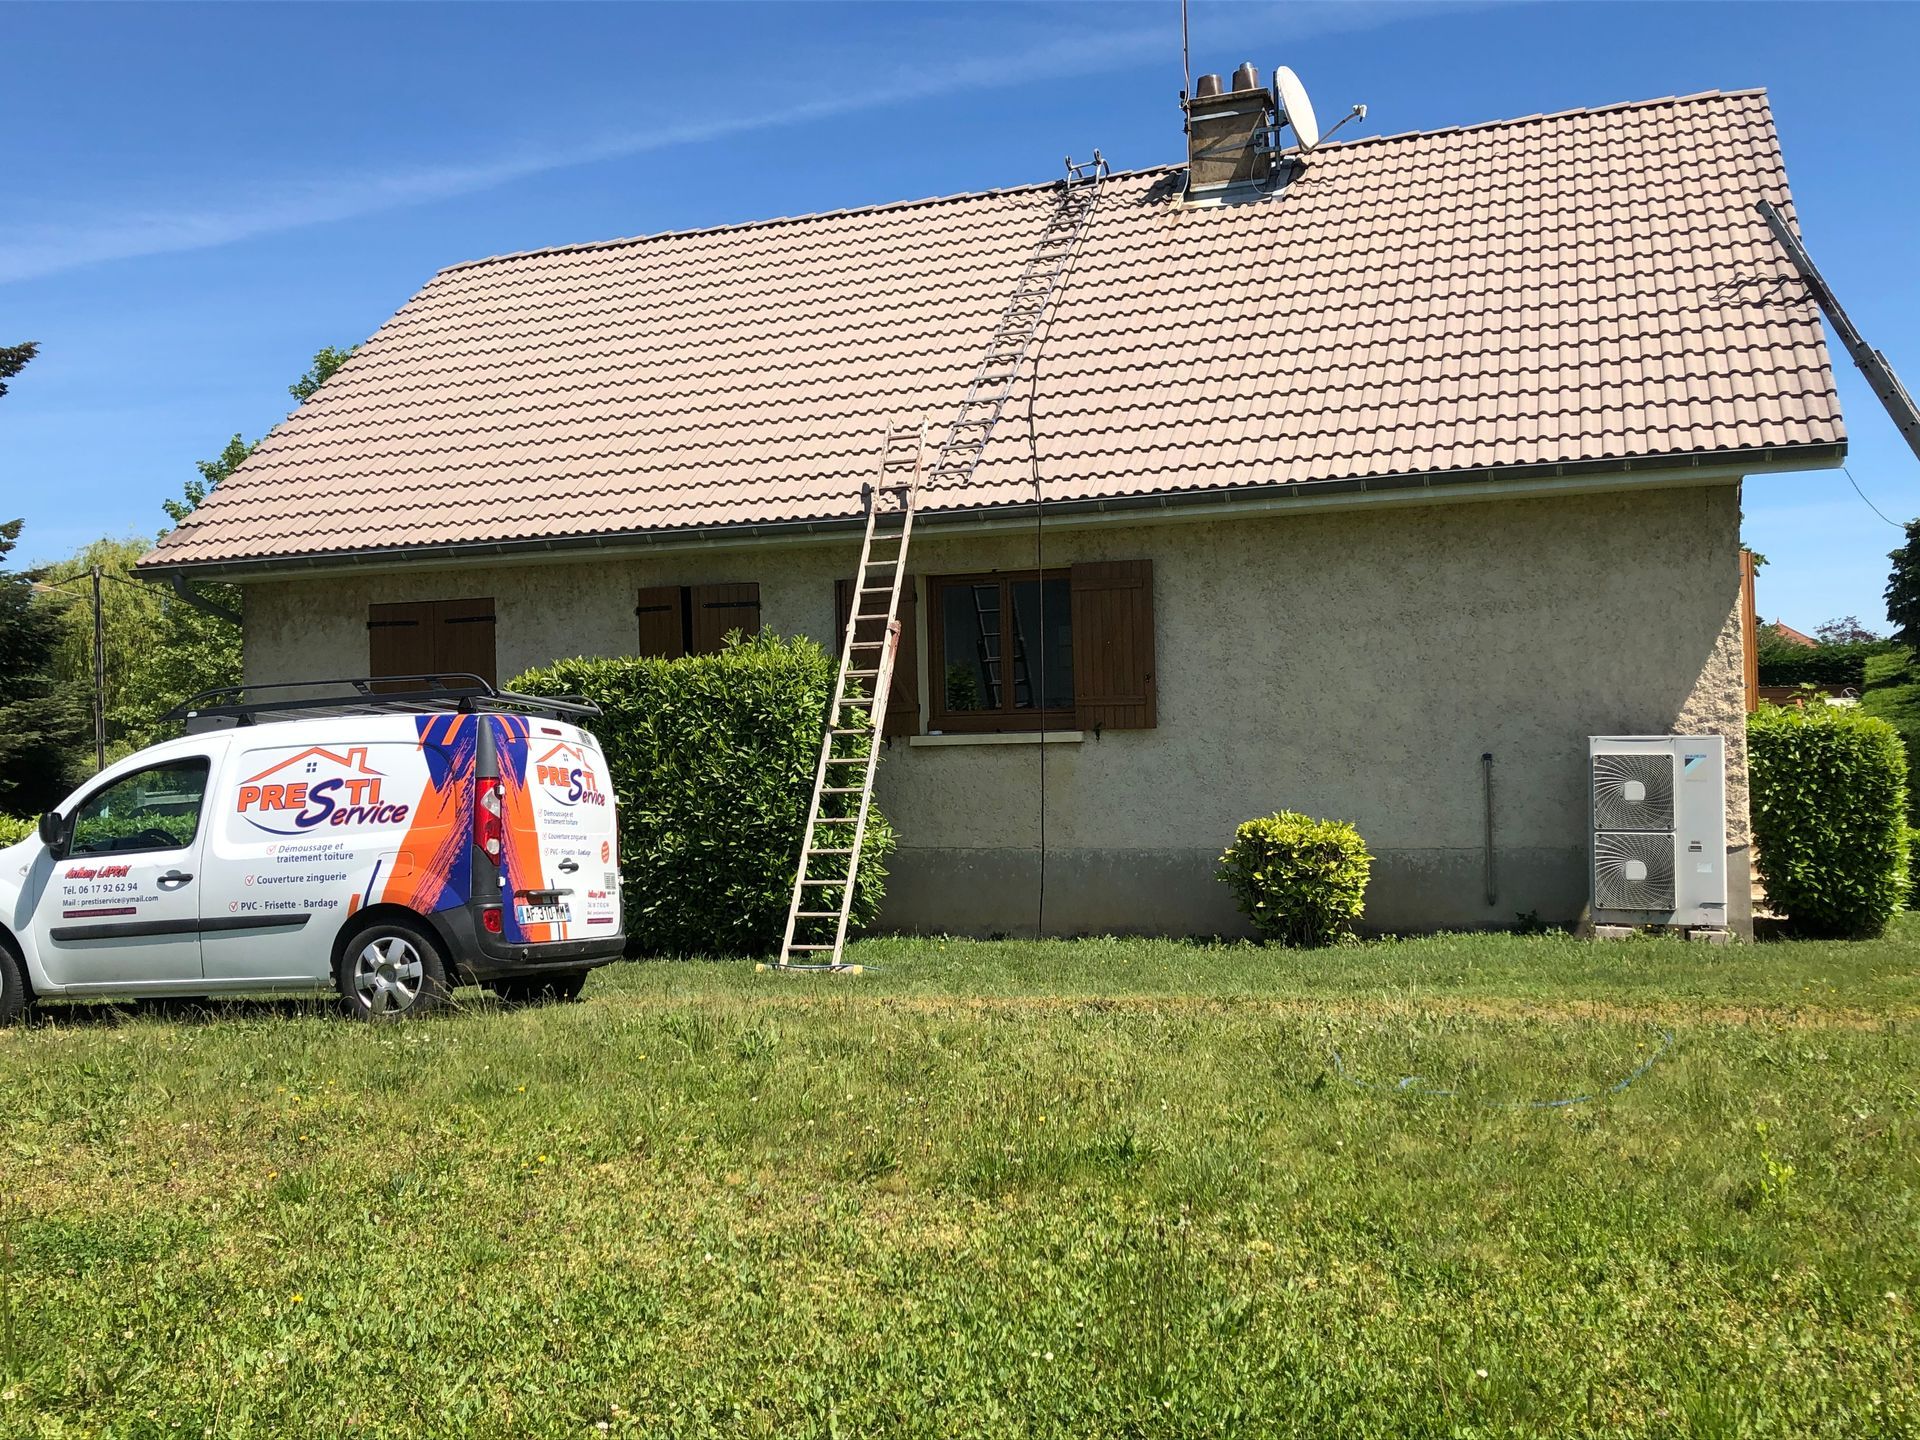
[368,601,432,683]
[432,597,497,685]
[836,575,919,738]
[1070,559,1155,730]
[635,586,686,659]
[689,582,761,655]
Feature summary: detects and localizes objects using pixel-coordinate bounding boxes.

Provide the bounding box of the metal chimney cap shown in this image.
[1194,72,1222,99]
[1232,62,1260,92]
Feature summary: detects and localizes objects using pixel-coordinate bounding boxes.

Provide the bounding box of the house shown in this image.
[1766,619,1820,647]
[137,83,1845,939]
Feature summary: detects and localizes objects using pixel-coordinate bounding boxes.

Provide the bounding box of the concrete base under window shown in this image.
[878,844,1754,940]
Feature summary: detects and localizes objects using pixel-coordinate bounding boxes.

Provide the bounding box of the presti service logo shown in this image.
[236,746,412,835]
[534,742,607,807]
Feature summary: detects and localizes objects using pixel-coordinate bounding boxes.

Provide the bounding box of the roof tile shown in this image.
[144,89,1841,568]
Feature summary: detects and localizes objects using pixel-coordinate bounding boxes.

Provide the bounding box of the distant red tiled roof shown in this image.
[142,88,1843,571]
[1767,620,1819,646]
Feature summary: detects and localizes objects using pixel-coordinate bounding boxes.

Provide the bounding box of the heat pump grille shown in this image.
[1593,831,1676,911]
[1592,752,1675,832]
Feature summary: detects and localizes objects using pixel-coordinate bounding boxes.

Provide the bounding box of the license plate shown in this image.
[516,902,572,925]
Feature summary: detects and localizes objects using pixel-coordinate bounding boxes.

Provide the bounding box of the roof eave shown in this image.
[135,439,1845,582]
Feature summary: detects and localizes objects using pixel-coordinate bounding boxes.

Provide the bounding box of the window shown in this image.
[368,597,497,685]
[68,758,210,856]
[928,571,1075,731]
[636,584,761,658]
[836,560,1155,737]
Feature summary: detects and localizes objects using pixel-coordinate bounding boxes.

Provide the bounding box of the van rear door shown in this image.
[490,716,620,945]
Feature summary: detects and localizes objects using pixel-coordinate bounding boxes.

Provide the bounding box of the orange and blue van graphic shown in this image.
[490,716,618,943]
[217,713,610,940]
[348,715,477,916]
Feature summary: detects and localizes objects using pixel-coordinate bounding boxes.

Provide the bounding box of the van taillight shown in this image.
[476,778,504,863]
[481,906,503,935]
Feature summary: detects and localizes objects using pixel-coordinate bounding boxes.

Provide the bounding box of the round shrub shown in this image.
[1217,811,1372,946]
[1749,701,1909,938]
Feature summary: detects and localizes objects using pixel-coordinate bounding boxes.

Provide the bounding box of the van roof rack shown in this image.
[165,674,602,731]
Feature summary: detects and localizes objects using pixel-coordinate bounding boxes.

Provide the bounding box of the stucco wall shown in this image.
[242,482,1751,936]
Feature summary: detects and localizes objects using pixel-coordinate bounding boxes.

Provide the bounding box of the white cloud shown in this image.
[0,2,1441,285]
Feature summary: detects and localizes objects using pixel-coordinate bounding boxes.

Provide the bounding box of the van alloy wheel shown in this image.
[336,917,450,1021]
[353,935,425,1014]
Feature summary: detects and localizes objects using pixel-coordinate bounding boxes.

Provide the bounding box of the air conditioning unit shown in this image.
[1589,735,1727,927]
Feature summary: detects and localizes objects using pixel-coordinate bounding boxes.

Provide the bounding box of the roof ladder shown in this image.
[1756,198,1920,466]
[766,152,1110,974]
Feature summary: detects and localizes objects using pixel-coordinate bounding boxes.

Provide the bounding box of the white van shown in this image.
[0,677,623,1021]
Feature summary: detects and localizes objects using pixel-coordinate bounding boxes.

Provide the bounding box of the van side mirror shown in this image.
[38,811,67,855]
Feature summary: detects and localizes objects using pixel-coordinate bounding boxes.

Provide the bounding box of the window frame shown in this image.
[65,756,212,859]
[925,568,1076,734]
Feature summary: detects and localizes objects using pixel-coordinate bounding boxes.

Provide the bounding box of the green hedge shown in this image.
[1756,638,1901,689]
[513,634,894,958]
[1749,702,1909,937]
[0,814,32,847]
[1217,811,1372,946]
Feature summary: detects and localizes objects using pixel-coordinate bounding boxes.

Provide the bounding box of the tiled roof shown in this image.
[142,89,1843,570]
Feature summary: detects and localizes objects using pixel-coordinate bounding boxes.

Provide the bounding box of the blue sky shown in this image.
[2,0,1915,630]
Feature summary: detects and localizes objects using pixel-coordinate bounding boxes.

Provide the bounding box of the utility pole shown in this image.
[91,564,105,772]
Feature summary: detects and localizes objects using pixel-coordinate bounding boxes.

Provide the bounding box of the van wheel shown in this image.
[337,917,450,1021]
[0,938,29,1025]
[489,970,589,1006]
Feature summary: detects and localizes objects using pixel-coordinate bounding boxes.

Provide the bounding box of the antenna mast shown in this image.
[1181,0,1191,118]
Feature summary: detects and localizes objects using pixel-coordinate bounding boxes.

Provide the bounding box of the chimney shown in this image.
[1184,61,1274,198]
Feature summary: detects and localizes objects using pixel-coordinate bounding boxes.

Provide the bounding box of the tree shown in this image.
[68,345,360,751]
[1754,622,1812,673]
[290,345,355,403]
[0,341,38,399]
[162,345,356,525]
[39,537,168,760]
[119,449,251,749]
[163,432,254,526]
[0,520,90,813]
[1887,519,1920,650]
[1816,615,1883,645]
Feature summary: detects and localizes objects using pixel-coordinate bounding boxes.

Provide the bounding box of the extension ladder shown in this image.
[769,152,1110,972]
[771,423,926,973]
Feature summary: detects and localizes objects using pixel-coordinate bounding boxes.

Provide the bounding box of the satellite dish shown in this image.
[1273,65,1320,150]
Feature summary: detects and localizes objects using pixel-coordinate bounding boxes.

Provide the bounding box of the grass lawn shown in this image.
[3,922,1918,1438]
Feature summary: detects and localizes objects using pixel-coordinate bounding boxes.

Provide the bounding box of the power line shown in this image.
[1844,464,1906,531]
